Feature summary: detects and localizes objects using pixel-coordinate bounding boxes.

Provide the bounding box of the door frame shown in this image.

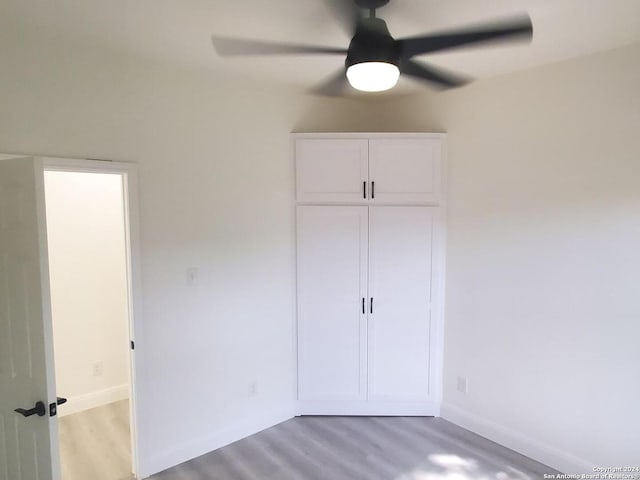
[41,156,143,479]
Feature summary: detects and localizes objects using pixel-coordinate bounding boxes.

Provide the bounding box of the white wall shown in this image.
[44,171,130,416]
[0,16,388,478]
[379,43,640,472]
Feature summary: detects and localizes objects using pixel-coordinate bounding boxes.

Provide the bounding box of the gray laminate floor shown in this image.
[58,399,133,480]
[150,416,559,480]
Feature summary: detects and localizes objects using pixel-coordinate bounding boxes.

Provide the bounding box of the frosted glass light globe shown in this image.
[346,62,400,92]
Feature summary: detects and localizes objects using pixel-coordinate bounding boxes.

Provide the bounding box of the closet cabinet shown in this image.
[295,133,445,416]
[295,136,442,204]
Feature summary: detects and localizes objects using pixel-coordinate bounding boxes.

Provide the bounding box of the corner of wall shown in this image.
[139,405,295,478]
[441,402,594,474]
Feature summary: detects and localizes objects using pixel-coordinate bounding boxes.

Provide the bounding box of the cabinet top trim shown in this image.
[292,132,446,139]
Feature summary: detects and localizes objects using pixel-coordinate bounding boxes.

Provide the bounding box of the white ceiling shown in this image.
[4,0,640,93]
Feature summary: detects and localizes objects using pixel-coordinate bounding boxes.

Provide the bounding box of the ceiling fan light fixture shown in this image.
[346,61,400,92]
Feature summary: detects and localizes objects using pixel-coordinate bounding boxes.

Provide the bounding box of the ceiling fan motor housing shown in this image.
[354,0,390,10]
[346,18,400,68]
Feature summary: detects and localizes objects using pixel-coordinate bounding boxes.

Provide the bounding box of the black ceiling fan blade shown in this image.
[212,36,347,56]
[400,59,471,89]
[310,69,351,97]
[324,0,364,36]
[397,14,533,58]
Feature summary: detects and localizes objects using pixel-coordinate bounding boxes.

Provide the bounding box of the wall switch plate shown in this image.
[186,267,199,286]
[248,382,258,397]
[457,376,468,394]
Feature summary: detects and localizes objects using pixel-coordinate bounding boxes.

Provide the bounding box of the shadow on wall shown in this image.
[292,91,446,134]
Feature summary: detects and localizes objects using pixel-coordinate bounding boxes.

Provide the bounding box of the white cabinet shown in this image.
[295,135,443,205]
[295,139,368,203]
[296,207,368,402]
[296,205,440,415]
[368,207,434,402]
[295,133,444,416]
[369,139,442,204]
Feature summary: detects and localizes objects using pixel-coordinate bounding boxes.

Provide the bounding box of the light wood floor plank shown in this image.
[151,416,559,480]
[58,400,132,480]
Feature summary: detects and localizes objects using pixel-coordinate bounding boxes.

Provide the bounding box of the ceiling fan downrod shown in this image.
[354,0,389,18]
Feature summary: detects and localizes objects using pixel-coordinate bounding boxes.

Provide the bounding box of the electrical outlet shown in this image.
[248,382,258,397]
[93,361,104,377]
[457,376,468,394]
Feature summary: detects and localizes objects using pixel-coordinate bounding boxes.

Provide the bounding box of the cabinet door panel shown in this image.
[369,138,441,204]
[297,206,368,401]
[296,139,368,203]
[368,206,433,401]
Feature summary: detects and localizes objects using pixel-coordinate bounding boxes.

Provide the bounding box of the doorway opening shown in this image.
[43,168,137,480]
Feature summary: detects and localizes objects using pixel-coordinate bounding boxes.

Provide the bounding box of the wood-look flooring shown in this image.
[150,416,558,480]
[58,399,133,480]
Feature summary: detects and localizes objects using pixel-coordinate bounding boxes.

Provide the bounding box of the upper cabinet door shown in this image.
[296,139,368,203]
[369,138,442,204]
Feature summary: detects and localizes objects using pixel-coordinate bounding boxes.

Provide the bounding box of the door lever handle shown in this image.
[56,397,68,406]
[15,401,46,417]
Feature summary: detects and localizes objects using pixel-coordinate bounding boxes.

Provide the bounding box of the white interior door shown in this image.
[0,156,60,480]
[295,139,369,203]
[297,206,368,405]
[368,206,434,402]
[369,138,442,204]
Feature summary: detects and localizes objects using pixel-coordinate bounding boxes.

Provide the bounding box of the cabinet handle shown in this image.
[362,298,365,314]
[370,297,374,314]
[363,181,366,199]
[371,181,375,199]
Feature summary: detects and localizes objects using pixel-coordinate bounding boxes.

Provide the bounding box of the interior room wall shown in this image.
[376,43,640,472]
[0,17,392,478]
[44,171,130,416]
[4,2,638,475]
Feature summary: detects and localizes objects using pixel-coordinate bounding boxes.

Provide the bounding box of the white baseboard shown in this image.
[297,399,440,416]
[140,406,295,479]
[58,384,129,417]
[441,402,593,474]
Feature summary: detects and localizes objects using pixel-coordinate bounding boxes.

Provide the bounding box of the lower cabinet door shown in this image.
[296,206,368,404]
[368,206,434,403]
[297,205,438,415]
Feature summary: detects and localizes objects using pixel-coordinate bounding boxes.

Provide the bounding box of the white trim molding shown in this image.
[297,400,440,417]
[441,403,594,474]
[58,384,129,417]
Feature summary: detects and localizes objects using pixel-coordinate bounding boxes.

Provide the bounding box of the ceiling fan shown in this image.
[211,0,533,95]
